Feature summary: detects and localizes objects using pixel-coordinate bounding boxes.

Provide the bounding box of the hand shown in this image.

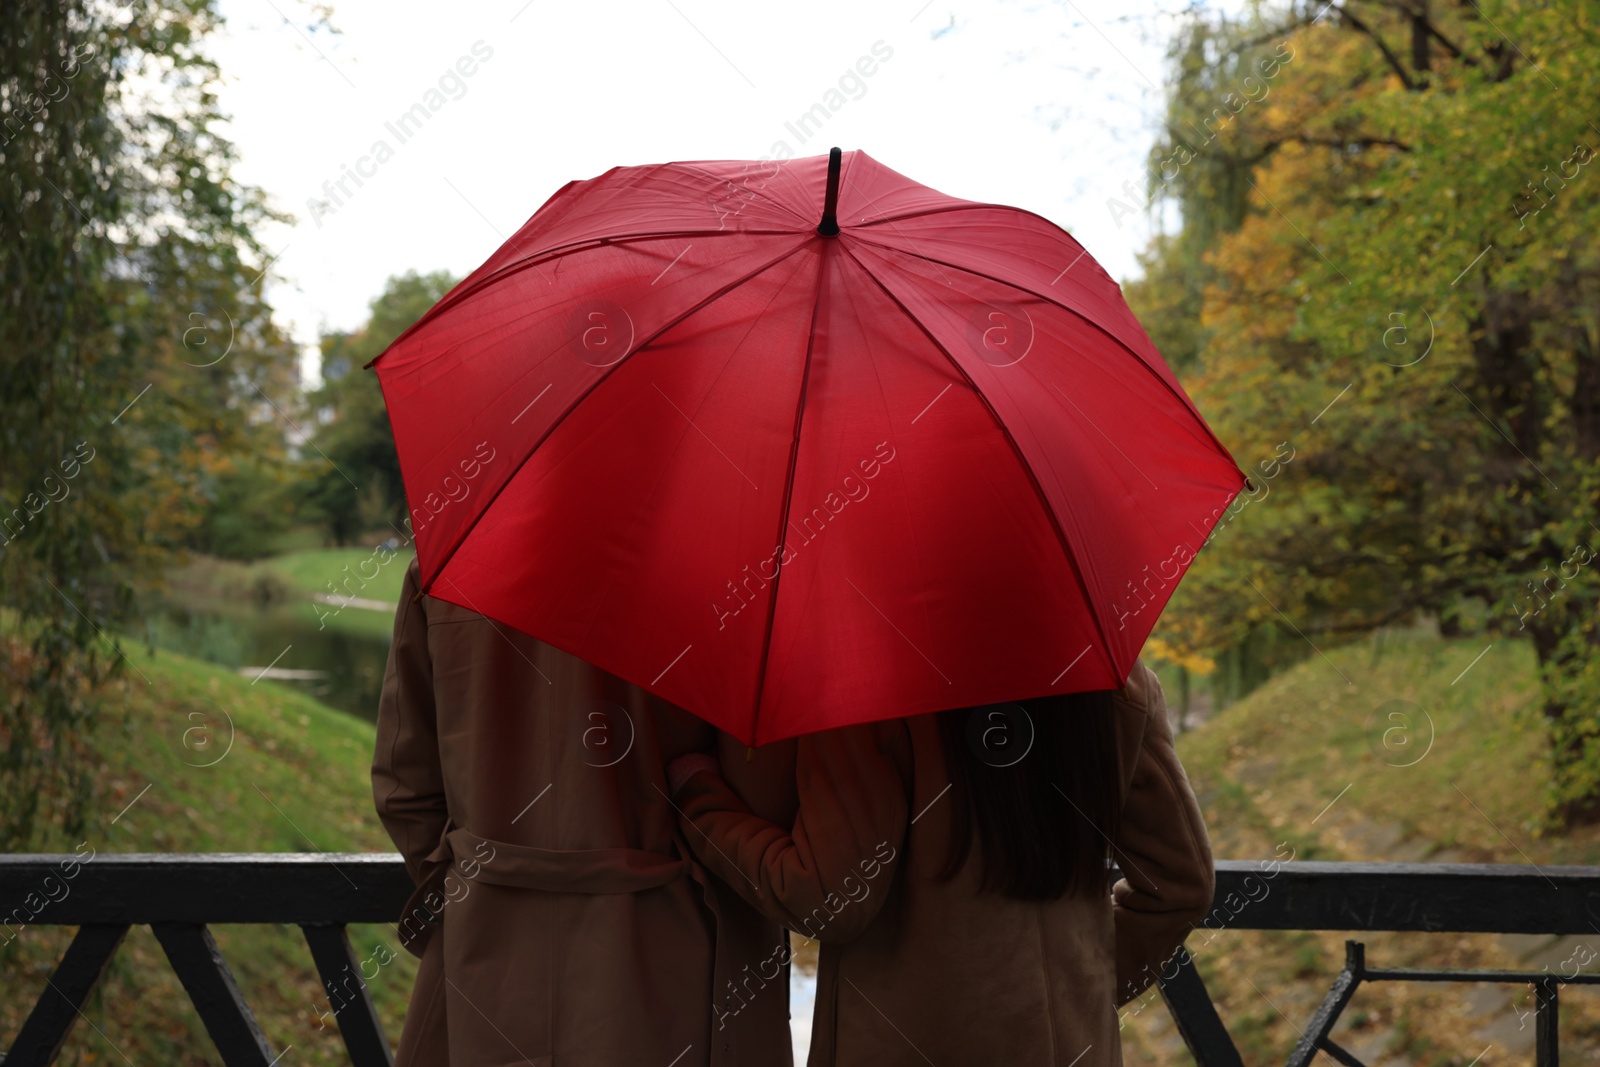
[667,752,718,794]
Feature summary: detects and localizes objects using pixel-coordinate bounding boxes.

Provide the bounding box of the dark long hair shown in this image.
[936,689,1122,900]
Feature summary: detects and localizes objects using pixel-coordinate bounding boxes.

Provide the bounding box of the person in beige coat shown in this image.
[668,659,1213,1066]
[372,557,798,1066]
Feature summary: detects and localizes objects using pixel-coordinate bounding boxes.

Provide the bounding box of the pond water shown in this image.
[139,594,394,721]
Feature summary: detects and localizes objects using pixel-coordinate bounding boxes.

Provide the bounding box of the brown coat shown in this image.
[372,558,798,1067]
[673,659,1213,1067]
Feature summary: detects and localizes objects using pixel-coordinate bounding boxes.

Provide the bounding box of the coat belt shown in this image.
[396,823,690,956]
[435,825,690,894]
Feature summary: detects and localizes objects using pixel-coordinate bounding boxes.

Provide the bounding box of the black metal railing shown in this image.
[3,855,1598,1066]
[1154,860,1600,1067]
[0,853,408,1067]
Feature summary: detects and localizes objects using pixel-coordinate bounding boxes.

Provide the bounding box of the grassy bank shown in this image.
[1121,630,1600,1065]
[266,547,409,606]
[6,614,1594,1065]
[159,548,407,642]
[1,641,413,1066]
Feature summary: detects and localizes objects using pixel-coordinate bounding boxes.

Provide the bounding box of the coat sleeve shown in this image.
[371,558,450,888]
[714,734,800,829]
[673,722,910,944]
[1110,661,1215,1007]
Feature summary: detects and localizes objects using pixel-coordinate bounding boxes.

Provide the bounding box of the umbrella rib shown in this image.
[366,228,806,370]
[838,241,1122,687]
[850,200,1008,230]
[413,237,815,602]
[852,200,1107,237]
[847,235,1238,465]
[743,149,861,739]
[746,237,831,744]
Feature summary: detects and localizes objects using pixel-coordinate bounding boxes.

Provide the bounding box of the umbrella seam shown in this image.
[847,235,1242,471]
[377,237,808,475]
[369,154,824,370]
[366,229,806,370]
[837,240,1123,688]
[853,199,1082,234]
[382,237,801,476]
[578,250,817,652]
[747,235,833,745]
[851,201,992,228]
[411,238,814,602]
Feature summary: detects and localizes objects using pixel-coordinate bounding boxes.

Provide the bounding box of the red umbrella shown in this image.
[368,148,1245,745]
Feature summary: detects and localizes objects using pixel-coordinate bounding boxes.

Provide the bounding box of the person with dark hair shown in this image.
[666,659,1213,1066]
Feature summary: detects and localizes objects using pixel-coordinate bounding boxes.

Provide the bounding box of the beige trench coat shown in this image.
[672,659,1214,1067]
[372,558,798,1067]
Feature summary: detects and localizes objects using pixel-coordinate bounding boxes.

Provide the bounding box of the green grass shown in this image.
[159,548,405,642]
[257,547,404,639]
[8,613,1596,1065]
[1119,629,1600,1066]
[1,641,413,1067]
[260,524,340,556]
[301,593,401,640]
[264,547,409,606]
[1174,629,1568,861]
[330,606,399,640]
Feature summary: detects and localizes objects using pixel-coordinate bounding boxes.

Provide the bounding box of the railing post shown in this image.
[3,923,129,1067]
[1285,941,1366,1067]
[152,922,278,1067]
[1157,947,1245,1067]
[301,923,395,1067]
[1535,976,1559,1067]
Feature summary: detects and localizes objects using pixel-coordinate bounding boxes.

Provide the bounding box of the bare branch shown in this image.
[1336,6,1422,89]
[1269,133,1413,152]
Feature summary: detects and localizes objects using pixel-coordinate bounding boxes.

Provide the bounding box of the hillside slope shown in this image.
[7,627,1596,1065]
[1,643,412,1067]
[1123,630,1600,1065]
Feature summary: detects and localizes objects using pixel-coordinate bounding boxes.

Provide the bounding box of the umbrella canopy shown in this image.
[369,148,1246,745]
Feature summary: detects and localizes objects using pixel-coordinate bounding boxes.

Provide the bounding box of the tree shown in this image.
[0,0,299,844]
[1134,0,1600,823]
[298,270,457,545]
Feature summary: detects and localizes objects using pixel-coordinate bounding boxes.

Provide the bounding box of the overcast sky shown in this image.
[210,0,1223,383]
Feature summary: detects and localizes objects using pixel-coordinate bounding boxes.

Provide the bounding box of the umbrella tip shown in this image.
[817,147,842,237]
